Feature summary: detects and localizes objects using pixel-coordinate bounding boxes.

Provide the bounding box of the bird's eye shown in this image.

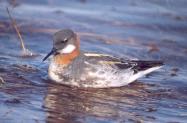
[63,38,68,42]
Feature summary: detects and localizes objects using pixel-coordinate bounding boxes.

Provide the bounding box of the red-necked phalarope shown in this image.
[43,29,163,88]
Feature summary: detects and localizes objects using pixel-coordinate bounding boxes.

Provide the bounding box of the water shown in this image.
[0,0,187,122]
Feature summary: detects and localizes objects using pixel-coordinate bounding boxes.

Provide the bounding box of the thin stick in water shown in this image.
[6,7,35,57]
[6,7,26,51]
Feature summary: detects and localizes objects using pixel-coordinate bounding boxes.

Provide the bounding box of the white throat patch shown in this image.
[60,44,76,54]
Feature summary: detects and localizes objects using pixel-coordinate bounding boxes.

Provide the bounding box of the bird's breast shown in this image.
[48,61,66,82]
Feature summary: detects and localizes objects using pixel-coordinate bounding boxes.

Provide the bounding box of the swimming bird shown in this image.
[43,29,163,88]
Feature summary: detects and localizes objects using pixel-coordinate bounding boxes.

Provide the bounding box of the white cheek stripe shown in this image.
[60,44,76,54]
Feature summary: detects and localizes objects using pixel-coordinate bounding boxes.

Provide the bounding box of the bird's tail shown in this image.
[128,60,164,83]
[131,60,164,72]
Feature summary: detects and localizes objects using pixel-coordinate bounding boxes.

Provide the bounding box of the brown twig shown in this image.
[6,7,26,51]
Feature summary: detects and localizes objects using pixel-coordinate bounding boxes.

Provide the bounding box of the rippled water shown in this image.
[0,0,187,123]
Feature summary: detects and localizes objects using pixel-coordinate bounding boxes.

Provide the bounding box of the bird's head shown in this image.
[43,29,79,61]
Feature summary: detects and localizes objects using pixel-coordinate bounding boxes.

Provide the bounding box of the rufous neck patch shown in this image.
[54,48,80,65]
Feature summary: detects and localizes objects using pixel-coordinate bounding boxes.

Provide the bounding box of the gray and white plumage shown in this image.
[43,29,163,88]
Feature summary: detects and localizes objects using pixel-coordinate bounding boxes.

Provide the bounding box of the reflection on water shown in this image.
[0,0,187,123]
[44,79,187,122]
[44,82,156,122]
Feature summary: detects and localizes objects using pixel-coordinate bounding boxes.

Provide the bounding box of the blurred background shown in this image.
[0,0,187,123]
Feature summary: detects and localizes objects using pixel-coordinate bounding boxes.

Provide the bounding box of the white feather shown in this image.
[60,44,76,54]
[128,66,162,83]
[48,62,63,82]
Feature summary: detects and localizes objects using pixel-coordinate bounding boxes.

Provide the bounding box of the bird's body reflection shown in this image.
[44,81,157,123]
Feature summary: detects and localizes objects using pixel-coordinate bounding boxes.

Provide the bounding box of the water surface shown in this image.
[0,0,187,122]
